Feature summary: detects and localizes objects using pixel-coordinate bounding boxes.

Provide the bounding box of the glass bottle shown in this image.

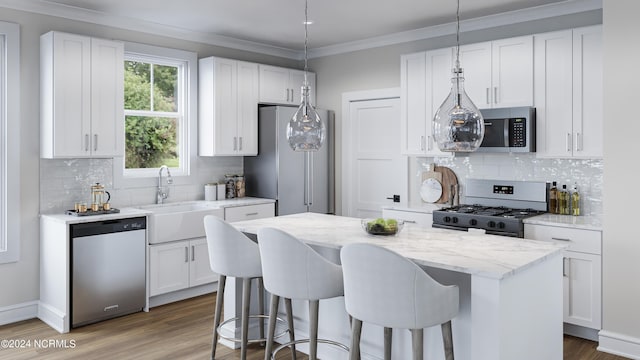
[549,181,558,214]
[571,183,580,216]
[558,184,569,215]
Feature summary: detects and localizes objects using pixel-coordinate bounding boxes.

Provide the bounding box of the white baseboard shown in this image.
[37,302,68,333]
[149,283,216,308]
[0,300,38,326]
[598,330,640,359]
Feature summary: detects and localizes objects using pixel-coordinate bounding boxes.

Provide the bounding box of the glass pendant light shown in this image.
[286,0,325,152]
[432,0,484,152]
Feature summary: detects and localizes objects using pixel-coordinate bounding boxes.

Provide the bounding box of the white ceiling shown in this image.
[1,0,601,58]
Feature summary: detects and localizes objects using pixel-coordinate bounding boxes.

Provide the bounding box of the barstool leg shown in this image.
[441,320,454,360]
[284,298,297,360]
[411,328,424,360]
[241,278,252,360]
[349,318,362,360]
[309,300,319,360]
[257,278,265,346]
[211,275,226,360]
[264,294,280,360]
[384,327,392,360]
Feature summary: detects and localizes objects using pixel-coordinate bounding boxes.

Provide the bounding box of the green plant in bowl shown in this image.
[362,218,404,236]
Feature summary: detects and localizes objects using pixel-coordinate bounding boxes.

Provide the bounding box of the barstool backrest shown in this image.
[340,243,459,329]
[257,227,344,301]
[203,215,262,278]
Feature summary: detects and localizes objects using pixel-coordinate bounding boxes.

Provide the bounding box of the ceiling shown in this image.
[2,0,601,57]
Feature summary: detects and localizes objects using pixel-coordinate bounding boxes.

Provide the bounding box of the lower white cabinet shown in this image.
[149,238,217,296]
[382,208,433,227]
[224,203,275,222]
[524,224,602,332]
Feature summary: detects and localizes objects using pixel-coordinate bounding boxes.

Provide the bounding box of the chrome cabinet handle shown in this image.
[427,136,432,151]
[576,132,582,151]
[191,245,195,261]
[239,137,243,151]
[185,247,189,263]
[552,237,571,242]
[233,137,237,151]
[494,87,498,104]
[486,88,491,104]
[245,212,258,216]
[85,134,89,151]
[94,134,98,151]
[563,257,569,277]
[403,220,417,224]
[420,136,425,151]
[566,133,572,152]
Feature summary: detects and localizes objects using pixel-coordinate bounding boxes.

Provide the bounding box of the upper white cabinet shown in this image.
[534,25,602,158]
[400,49,454,156]
[40,31,124,158]
[459,36,533,109]
[259,65,316,105]
[199,57,259,156]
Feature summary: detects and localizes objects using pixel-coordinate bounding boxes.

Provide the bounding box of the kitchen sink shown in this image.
[137,201,224,244]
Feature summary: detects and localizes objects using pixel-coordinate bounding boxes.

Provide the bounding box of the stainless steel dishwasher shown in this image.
[70,217,146,328]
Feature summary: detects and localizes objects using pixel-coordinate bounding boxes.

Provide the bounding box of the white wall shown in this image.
[0,7,301,310]
[601,1,640,357]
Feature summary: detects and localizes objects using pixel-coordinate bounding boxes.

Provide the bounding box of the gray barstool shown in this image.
[258,227,349,360]
[204,216,294,360]
[340,243,459,360]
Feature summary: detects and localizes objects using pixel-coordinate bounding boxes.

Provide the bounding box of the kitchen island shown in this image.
[228,212,565,360]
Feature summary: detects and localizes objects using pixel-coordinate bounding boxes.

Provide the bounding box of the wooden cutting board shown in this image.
[433,165,458,204]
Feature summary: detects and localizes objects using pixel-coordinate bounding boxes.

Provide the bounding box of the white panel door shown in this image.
[259,65,290,104]
[400,52,427,155]
[149,241,190,296]
[458,42,492,108]
[564,251,602,329]
[213,58,238,155]
[236,61,259,155]
[189,238,218,287]
[346,97,407,218]
[491,36,534,107]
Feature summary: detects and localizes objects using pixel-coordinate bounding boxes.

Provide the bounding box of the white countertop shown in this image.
[40,197,275,224]
[524,213,603,231]
[232,212,565,280]
[382,203,445,214]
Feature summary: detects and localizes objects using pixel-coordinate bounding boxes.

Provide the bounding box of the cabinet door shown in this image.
[491,36,533,108]
[224,203,275,223]
[458,42,492,108]
[426,48,455,156]
[213,58,239,155]
[564,251,602,329]
[400,52,427,155]
[90,38,124,157]
[534,30,574,158]
[259,65,290,104]
[572,25,603,158]
[149,241,190,296]
[189,238,219,287]
[237,61,259,155]
[50,32,92,157]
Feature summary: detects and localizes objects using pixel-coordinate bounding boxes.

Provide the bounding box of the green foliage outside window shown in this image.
[124,61,180,169]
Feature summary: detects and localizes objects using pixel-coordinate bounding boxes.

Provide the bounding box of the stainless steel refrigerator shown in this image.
[244,106,334,216]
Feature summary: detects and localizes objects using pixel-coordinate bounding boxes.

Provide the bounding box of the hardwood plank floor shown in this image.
[0,294,628,359]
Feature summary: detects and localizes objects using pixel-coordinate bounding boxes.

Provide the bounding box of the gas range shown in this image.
[431,179,549,238]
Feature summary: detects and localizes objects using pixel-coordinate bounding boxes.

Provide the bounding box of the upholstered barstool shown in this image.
[204,216,294,360]
[258,227,349,360]
[340,243,459,360]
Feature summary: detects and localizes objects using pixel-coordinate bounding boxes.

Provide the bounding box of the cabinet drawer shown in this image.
[524,224,601,255]
[382,209,432,227]
[225,203,275,222]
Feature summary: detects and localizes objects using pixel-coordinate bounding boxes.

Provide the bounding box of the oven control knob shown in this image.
[488,221,496,228]
[469,219,478,226]
[498,222,506,229]
[444,216,451,223]
[452,217,458,224]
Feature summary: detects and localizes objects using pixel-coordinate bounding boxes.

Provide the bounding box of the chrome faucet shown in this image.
[157,165,173,204]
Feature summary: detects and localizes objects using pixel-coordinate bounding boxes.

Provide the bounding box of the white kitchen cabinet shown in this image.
[524,224,601,334]
[258,64,316,105]
[224,203,275,223]
[534,25,602,158]
[382,208,433,227]
[199,57,259,156]
[40,31,124,158]
[149,238,218,296]
[459,36,533,108]
[400,49,454,156]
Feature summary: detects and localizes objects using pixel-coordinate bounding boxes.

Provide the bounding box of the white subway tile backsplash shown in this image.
[413,154,603,216]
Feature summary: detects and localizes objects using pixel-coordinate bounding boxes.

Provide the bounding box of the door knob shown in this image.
[386,195,400,203]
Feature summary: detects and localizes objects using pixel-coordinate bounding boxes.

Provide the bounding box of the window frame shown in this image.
[114,42,198,189]
[0,21,20,264]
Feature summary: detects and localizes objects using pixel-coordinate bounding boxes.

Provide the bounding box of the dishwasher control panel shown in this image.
[70,217,146,237]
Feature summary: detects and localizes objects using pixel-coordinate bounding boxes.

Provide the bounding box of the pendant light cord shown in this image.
[303,0,309,85]
[455,0,460,69]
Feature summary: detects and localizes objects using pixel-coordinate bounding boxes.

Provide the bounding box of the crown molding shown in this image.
[0,0,601,60]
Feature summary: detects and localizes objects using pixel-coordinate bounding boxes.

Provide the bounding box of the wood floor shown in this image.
[0,293,629,360]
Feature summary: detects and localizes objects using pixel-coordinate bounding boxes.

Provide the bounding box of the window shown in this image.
[114,43,197,187]
[0,21,20,264]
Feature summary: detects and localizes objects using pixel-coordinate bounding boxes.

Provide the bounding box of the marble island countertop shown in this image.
[232,212,565,280]
[524,213,602,231]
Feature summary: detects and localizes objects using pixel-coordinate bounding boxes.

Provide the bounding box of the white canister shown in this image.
[217,183,225,200]
[205,183,217,201]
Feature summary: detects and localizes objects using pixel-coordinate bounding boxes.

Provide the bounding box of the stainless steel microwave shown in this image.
[477,107,536,152]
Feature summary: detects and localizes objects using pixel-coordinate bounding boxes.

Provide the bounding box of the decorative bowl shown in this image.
[361,218,404,236]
